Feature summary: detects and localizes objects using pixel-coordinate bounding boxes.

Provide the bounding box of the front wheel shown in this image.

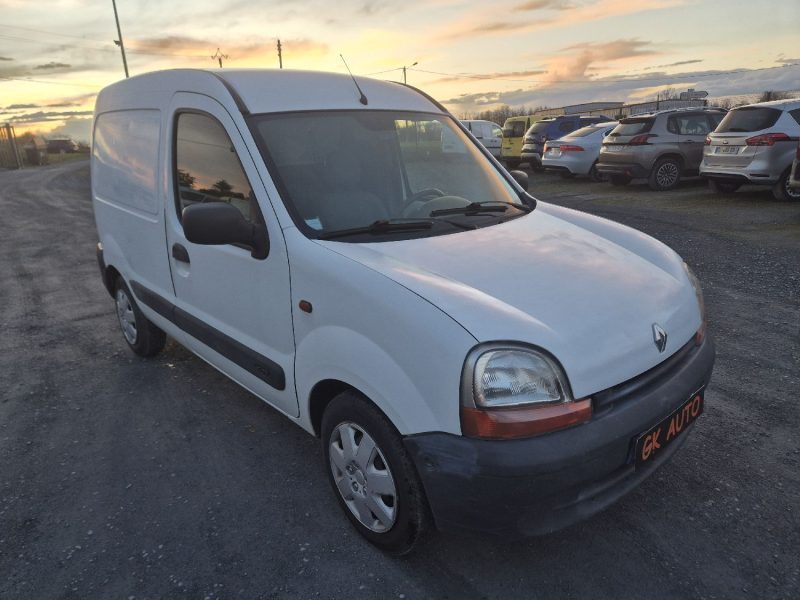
[322,391,430,555]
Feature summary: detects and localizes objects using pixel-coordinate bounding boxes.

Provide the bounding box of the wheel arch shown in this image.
[309,379,360,437]
[654,153,684,170]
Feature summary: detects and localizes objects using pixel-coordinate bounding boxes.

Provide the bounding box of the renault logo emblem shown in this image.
[652,323,668,353]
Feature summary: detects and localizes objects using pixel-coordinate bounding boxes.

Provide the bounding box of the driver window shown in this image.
[174,112,262,224]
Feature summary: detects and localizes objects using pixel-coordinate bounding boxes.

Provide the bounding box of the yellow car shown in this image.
[501,115,535,168]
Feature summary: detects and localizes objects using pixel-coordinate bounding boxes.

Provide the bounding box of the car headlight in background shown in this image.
[461,344,592,439]
[683,263,707,346]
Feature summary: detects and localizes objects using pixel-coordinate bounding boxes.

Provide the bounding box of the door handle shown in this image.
[172,243,190,264]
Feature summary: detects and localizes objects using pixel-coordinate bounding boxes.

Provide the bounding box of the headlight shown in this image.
[461,344,591,439]
[683,263,707,345]
[472,348,570,408]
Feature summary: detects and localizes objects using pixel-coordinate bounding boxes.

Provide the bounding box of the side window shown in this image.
[473,123,483,138]
[708,113,724,130]
[558,121,574,133]
[669,114,712,136]
[174,112,262,224]
[789,108,800,126]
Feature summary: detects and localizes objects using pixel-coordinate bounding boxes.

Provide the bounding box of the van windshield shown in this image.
[249,111,528,241]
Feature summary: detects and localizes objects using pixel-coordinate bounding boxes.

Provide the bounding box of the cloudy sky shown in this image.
[1,0,798,141]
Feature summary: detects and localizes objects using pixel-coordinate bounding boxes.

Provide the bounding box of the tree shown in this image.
[212,179,233,196]
[758,90,789,103]
[177,169,196,188]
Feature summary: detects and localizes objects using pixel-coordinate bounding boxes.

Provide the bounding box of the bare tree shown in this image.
[758,90,790,103]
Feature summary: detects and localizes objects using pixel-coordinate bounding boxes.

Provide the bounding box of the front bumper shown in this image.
[404,336,715,538]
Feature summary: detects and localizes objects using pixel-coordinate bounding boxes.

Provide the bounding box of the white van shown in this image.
[462,119,503,157]
[92,69,714,554]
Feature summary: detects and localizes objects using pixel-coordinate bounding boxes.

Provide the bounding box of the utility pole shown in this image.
[277,39,283,69]
[402,61,418,85]
[111,0,129,78]
[211,48,229,68]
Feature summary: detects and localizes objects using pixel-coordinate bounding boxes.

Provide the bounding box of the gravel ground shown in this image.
[1,161,798,599]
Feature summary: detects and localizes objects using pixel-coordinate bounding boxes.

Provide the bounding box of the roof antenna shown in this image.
[340,54,368,106]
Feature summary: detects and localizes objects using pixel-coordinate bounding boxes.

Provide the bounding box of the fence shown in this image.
[0,124,23,169]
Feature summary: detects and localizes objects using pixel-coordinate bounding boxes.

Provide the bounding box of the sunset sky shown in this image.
[1,0,798,142]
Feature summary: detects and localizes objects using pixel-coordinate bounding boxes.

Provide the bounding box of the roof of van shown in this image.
[94,68,444,116]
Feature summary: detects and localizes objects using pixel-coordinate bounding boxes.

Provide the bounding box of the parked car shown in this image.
[522,115,612,169]
[92,69,714,554]
[597,108,726,190]
[462,119,503,158]
[789,142,800,191]
[46,138,79,154]
[701,99,800,201]
[542,121,618,181]
[501,115,537,168]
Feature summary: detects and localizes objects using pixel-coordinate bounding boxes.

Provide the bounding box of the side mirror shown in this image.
[182,202,269,260]
[509,170,529,190]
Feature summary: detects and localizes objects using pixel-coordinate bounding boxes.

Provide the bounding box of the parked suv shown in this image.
[598,108,726,190]
[701,99,800,201]
[522,115,611,169]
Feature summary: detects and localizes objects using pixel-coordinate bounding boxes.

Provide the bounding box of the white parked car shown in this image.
[542,121,618,181]
[92,69,714,554]
[462,119,504,157]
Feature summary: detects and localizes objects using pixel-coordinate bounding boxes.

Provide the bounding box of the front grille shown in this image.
[592,338,697,412]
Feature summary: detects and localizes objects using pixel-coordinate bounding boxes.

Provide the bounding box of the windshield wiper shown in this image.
[430,200,531,217]
[317,217,473,240]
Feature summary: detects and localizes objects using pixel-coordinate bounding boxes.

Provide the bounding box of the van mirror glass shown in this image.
[509,170,529,190]
[182,202,269,259]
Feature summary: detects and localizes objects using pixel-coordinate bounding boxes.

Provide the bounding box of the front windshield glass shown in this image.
[250,111,526,240]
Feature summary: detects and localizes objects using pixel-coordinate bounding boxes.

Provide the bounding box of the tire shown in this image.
[610,174,632,186]
[772,169,800,202]
[588,162,605,183]
[708,179,742,194]
[113,276,166,357]
[322,390,430,555]
[648,157,682,191]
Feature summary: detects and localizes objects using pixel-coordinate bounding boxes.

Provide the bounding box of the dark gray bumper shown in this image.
[404,336,715,538]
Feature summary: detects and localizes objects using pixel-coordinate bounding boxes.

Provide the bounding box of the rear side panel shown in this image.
[92,109,175,308]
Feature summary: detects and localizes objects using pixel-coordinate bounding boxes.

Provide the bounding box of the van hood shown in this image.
[317,203,701,398]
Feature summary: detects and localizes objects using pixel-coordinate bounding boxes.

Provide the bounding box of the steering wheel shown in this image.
[408,188,445,203]
[402,188,445,218]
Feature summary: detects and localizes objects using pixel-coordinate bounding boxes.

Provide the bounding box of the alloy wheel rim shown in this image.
[115,289,138,345]
[785,176,800,200]
[329,422,397,533]
[656,162,679,187]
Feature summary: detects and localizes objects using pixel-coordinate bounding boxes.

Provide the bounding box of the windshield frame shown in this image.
[246,109,533,242]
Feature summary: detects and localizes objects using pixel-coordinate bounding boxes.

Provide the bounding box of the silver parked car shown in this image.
[597,108,726,190]
[701,99,800,201]
[789,142,800,191]
[542,122,618,181]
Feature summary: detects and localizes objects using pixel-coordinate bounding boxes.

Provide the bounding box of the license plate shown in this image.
[547,149,561,157]
[634,391,704,466]
[716,146,739,154]
[604,145,624,152]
